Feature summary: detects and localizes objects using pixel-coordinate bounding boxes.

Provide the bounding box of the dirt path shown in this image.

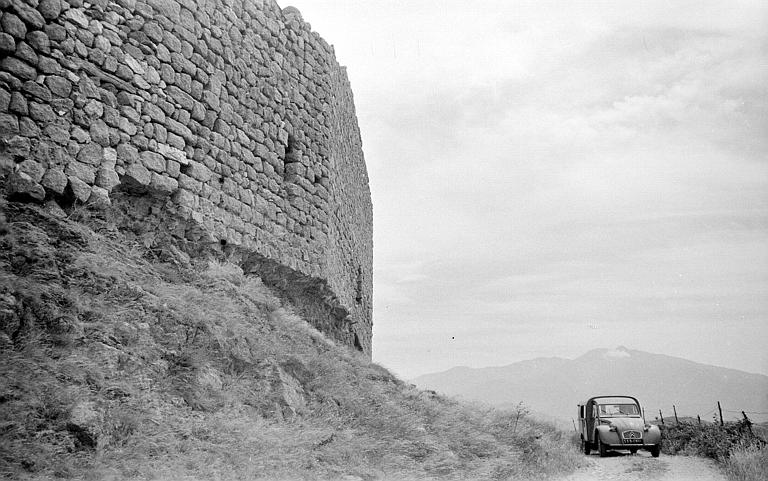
[556,451,727,481]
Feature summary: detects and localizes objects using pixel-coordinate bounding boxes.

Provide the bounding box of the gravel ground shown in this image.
[555,451,728,481]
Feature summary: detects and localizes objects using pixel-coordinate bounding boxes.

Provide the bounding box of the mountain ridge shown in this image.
[413,346,768,426]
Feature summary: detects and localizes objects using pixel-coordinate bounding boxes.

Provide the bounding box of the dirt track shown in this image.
[556,451,727,481]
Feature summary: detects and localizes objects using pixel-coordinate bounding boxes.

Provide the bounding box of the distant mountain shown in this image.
[413,347,768,426]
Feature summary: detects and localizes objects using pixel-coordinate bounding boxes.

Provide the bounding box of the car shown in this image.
[578,395,661,457]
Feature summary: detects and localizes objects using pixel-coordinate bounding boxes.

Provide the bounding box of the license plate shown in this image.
[623,439,642,444]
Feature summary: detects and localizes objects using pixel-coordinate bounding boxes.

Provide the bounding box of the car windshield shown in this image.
[598,403,640,417]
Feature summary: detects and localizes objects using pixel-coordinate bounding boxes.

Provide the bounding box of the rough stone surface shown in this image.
[7,171,45,201]
[95,167,120,191]
[87,185,111,209]
[0,113,19,135]
[89,120,111,146]
[45,75,72,97]
[77,143,103,165]
[1,57,35,81]
[0,0,373,356]
[0,32,15,53]
[13,3,45,30]
[17,159,44,182]
[3,135,29,157]
[149,172,178,194]
[1,13,26,40]
[122,162,151,188]
[140,150,165,172]
[67,176,91,202]
[41,168,68,194]
[38,0,63,21]
[65,160,96,184]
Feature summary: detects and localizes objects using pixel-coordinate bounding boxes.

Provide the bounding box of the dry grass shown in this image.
[0,202,584,480]
[722,442,768,481]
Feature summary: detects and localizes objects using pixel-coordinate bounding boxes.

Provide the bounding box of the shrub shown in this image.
[722,442,768,481]
[660,419,765,461]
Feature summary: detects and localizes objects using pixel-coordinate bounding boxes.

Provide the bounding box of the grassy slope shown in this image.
[0,200,583,480]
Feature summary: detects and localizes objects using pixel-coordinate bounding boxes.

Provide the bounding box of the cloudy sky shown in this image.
[287,0,768,379]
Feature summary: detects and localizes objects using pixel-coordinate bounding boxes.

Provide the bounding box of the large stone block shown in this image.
[8,92,27,115]
[184,160,213,182]
[17,159,45,182]
[0,113,20,136]
[7,171,45,201]
[77,143,103,165]
[87,185,111,209]
[122,162,151,188]
[64,9,89,29]
[67,176,91,202]
[45,75,72,97]
[116,143,139,165]
[89,120,111,146]
[13,2,46,30]
[38,0,63,21]
[157,143,187,164]
[0,33,14,54]
[1,57,36,81]
[95,167,120,191]
[147,0,181,22]
[65,160,96,184]
[3,135,30,158]
[149,172,178,194]
[140,150,165,172]
[41,168,67,194]
[1,13,27,40]
[26,31,50,54]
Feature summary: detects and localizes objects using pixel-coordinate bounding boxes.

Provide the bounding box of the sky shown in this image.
[286,0,768,380]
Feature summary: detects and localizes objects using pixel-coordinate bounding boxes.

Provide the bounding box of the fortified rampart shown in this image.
[0,0,373,355]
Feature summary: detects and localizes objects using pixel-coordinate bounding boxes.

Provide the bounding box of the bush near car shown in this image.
[659,418,764,461]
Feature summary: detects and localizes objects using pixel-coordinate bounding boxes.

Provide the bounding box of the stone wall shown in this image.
[0,0,373,355]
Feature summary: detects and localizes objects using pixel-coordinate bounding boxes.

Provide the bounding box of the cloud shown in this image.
[289,0,768,379]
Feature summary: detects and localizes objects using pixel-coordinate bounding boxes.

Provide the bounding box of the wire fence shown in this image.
[655,401,768,436]
[656,401,767,461]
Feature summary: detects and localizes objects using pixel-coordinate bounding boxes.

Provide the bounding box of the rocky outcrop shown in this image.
[0,0,373,355]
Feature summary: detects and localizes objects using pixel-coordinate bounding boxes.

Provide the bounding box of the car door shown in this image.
[587,401,597,441]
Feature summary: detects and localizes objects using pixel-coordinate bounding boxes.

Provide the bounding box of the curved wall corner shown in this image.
[0,0,373,355]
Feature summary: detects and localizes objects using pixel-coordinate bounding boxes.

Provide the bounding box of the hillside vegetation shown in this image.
[0,200,582,480]
[659,421,767,481]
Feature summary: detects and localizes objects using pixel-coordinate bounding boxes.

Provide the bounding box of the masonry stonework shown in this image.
[0,0,374,355]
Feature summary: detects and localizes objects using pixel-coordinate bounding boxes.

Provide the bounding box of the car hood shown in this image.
[605,417,645,431]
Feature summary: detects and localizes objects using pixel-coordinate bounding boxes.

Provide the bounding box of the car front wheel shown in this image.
[598,437,608,457]
[650,444,660,458]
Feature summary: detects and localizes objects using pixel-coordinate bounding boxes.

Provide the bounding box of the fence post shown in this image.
[697,415,701,426]
[717,401,724,426]
[742,411,754,437]
[659,409,665,425]
[673,405,679,425]
[572,418,577,432]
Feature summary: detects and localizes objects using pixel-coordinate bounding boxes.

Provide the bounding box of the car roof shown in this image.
[580,395,640,405]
